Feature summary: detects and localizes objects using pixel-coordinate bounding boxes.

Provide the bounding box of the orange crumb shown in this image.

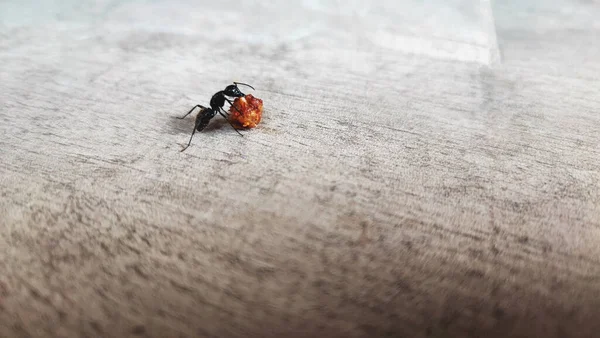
[228,94,263,129]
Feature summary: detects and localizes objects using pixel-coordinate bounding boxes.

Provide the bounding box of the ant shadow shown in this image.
[165,114,229,136]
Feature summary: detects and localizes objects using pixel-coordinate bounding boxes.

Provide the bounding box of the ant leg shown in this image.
[180,109,217,151]
[180,127,196,152]
[220,107,230,117]
[177,104,206,119]
[218,111,243,137]
[233,82,255,90]
[224,97,243,114]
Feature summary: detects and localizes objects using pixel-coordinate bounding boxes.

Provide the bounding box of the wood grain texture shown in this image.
[1,1,600,337]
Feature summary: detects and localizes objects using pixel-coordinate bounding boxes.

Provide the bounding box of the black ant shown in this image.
[177,82,255,152]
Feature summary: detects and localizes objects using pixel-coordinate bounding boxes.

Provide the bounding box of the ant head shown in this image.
[223,84,244,98]
[223,82,255,98]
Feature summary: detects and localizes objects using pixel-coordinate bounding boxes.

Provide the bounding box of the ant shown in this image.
[178,82,255,152]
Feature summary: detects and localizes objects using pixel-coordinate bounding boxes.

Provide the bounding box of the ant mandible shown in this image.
[177,82,255,152]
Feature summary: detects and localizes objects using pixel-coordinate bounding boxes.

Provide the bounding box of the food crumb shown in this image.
[228,94,263,129]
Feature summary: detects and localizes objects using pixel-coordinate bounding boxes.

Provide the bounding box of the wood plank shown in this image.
[1,1,599,337]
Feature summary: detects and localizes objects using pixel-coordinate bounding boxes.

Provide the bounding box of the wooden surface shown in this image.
[1,1,600,337]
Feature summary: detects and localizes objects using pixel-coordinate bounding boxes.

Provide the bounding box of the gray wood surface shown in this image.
[1,1,599,337]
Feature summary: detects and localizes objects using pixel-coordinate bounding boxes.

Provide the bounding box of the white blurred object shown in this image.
[0,0,500,65]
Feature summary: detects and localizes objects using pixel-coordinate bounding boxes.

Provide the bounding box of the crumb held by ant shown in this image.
[228,94,263,129]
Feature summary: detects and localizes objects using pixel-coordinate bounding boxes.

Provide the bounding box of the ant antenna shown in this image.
[233,82,255,90]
